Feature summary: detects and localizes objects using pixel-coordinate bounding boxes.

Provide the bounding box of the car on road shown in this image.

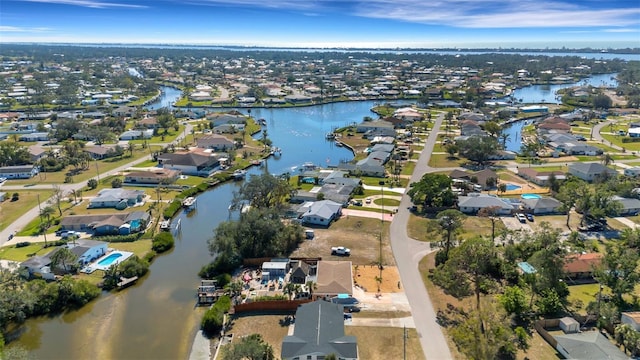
[57,230,78,239]
[331,246,351,256]
[351,200,363,206]
[365,198,372,204]
[0,177,7,183]
[526,213,534,222]
[516,213,527,223]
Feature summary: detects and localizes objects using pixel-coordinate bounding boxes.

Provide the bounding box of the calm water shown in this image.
[11,70,617,358]
[507,73,618,104]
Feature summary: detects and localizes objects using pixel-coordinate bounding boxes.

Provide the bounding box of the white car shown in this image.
[331,246,351,256]
[516,214,527,223]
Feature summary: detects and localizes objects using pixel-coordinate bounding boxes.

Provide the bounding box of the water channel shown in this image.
[13,71,618,359]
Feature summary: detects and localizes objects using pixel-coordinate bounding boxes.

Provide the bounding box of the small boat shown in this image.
[336,142,344,147]
[326,132,336,140]
[232,169,247,180]
[160,220,171,231]
[182,197,196,208]
[251,159,263,166]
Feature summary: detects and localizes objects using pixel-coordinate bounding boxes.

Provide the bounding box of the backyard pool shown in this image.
[521,194,542,200]
[505,184,522,191]
[83,251,134,273]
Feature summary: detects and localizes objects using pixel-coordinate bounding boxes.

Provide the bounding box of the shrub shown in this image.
[111,178,123,188]
[152,232,174,253]
[15,242,30,248]
[11,193,19,201]
[87,179,98,189]
[215,273,232,287]
[201,295,232,337]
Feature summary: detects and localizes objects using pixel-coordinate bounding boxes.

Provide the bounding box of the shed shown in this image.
[262,261,288,279]
[559,317,580,334]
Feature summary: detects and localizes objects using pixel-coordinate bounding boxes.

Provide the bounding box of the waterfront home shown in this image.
[393,107,423,122]
[568,163,617,182]
[521,197,562,214]
[300,200,343,226]
[457,194,513,214]
[88,188,145,209]
[196,134,235,151]
[318,183,357,205]
[0,164,39,179]
[321,170,361,187]
[213,123,245,134]
[337,162,386,178]
[281,301,358,360]
[157,151,221,177]
[60,211,150,235]
[124,168,181,185]
[207,113,246,127]
[356,120,396,138]
[21,239,108,277]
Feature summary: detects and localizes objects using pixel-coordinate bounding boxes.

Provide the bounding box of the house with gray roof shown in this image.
[553,331,627,360]
[60,211,150,235]
[337,162,386,178]
[281,301,358,360]
[88,188,145,209]
[196,134,235,151]
[157,151,220,176]
[521,197,562,214]
[568,163,617,182]
[19,132,50,142]
[457,194,513,214]
[0,165,39,179]
[119,129,153,140]
[612,195,640,216]
[321,171,361,188]
[300,200,343,226]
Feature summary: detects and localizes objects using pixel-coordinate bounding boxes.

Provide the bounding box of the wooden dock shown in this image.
[197,280,224,305]
[117,276,139,290]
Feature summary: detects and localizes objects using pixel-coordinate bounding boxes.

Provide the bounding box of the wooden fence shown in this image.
[232,299,312,315]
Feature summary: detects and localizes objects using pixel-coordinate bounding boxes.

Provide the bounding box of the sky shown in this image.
[0,0,639,49]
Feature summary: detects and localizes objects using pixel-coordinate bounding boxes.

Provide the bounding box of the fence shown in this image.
[232,299,312,314]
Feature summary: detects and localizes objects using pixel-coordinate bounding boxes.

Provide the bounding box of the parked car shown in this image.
[352,200,363,206]
[344,313,352,320]
[0,177,7,183]
[58,230,78,239]
[516,213,527,223]
[526,214,534,222]
[331,246,351,256]
[365,198,372,204]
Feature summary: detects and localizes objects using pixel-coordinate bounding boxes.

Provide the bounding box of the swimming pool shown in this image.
[505,184,522,191]
[83,251,134,273]
[521,194,542,199]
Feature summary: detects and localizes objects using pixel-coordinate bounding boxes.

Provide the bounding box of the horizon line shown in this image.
[1,41,639,52]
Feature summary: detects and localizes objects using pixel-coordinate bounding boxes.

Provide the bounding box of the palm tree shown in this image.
[601,153,614,166]
[127,142,135,157]
[50,247,78,273]
[305,280,317,299]
[500,132,511,149]
[283,282,300,300]
[40,205,55,228]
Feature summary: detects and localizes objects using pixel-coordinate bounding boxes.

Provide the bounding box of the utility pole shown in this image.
[36,194,47,246]
[378,180,385,283]
[403,325,407,360]
[95,159,100,183]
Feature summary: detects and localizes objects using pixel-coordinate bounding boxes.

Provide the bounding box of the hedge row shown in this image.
[95,233,143,243]
[162,182,213,219]
[201,295,232,337]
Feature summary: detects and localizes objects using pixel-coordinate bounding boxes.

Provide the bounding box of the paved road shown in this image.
[0,123,192,248]
[390,113,453,360]
[592,120,624,151]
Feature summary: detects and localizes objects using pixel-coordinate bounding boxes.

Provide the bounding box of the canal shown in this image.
[12,71,618,359]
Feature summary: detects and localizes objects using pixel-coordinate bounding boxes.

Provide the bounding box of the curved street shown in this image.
[390,113,453,359]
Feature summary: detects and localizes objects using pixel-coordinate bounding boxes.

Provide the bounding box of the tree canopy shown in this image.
[232,173,296,211]
[456,136,499,165]
[407,173,455,208]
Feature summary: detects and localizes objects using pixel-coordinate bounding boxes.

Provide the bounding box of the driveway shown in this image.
[501,215,533,232]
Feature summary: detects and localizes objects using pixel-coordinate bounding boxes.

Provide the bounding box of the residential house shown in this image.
[112,105,136,118]
[60,211,150,235]
[474,169,499,190]
[318,183,357,205]
[553,331,628,360]
[356,120,396,137]
[300,200,343,226]
[624,166,640,177]
[0,165,39,179]
[28,146,47,162]
[521,197,562,214]
[321,171,361,187]
[457,194,513,214]
[281,301,358,360]
[337,162,386,178]
[207,113,246,127]
[157,151,221,177]
[517,168,566,186]
[315,260,354,299]
[568,163,617,182]
[124,168,181,185]
[620,312,640,332]
[137,117,159,129]
[213,123,245,134]
[85,146,116,160]
[612,195,640,216]
[119,129,153,140]
[19,132,50,142]
[88,188,145,209]
[289,260,314,284]
[196,134,235,151]
[563,253,603,281]
[20,239,108,277]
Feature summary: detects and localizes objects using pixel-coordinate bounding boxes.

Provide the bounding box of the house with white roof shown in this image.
[457,194,513,214]
[300,200,343,226]
[88,189,145,209]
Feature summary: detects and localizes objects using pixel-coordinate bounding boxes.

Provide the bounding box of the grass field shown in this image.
[0,190,54,233]
[345,326,425,360]
[428,154,465,168]
[407,212,505,243]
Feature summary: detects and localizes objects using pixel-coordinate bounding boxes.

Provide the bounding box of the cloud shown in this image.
[0,25,52,33]
[356,0,640,28]
[181,0,326,11]
[20,0,148,9]
[603,28,639,33]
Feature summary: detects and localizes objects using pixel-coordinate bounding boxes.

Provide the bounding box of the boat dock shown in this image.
[182,197,196,208]
[117,276,139,290]
[197,280,224,305]
[160,220,171,231]
[232,169,246,180]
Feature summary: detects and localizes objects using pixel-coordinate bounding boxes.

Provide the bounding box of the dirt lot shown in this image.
[354,265,402,293]
[291,217,395,267]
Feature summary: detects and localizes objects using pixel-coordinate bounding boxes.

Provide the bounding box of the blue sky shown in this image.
[1,0,639,48]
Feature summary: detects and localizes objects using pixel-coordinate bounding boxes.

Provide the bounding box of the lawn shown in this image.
[6,148,153,186]
[345,327,425,360]
[407,213,505,242]
[0,242,51,260]
[400,160,416,176]
[128,125,186,145]
[567,283,610,314]
[428,154,465,168]
[0,190,54,233]
[223,314,291,357]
